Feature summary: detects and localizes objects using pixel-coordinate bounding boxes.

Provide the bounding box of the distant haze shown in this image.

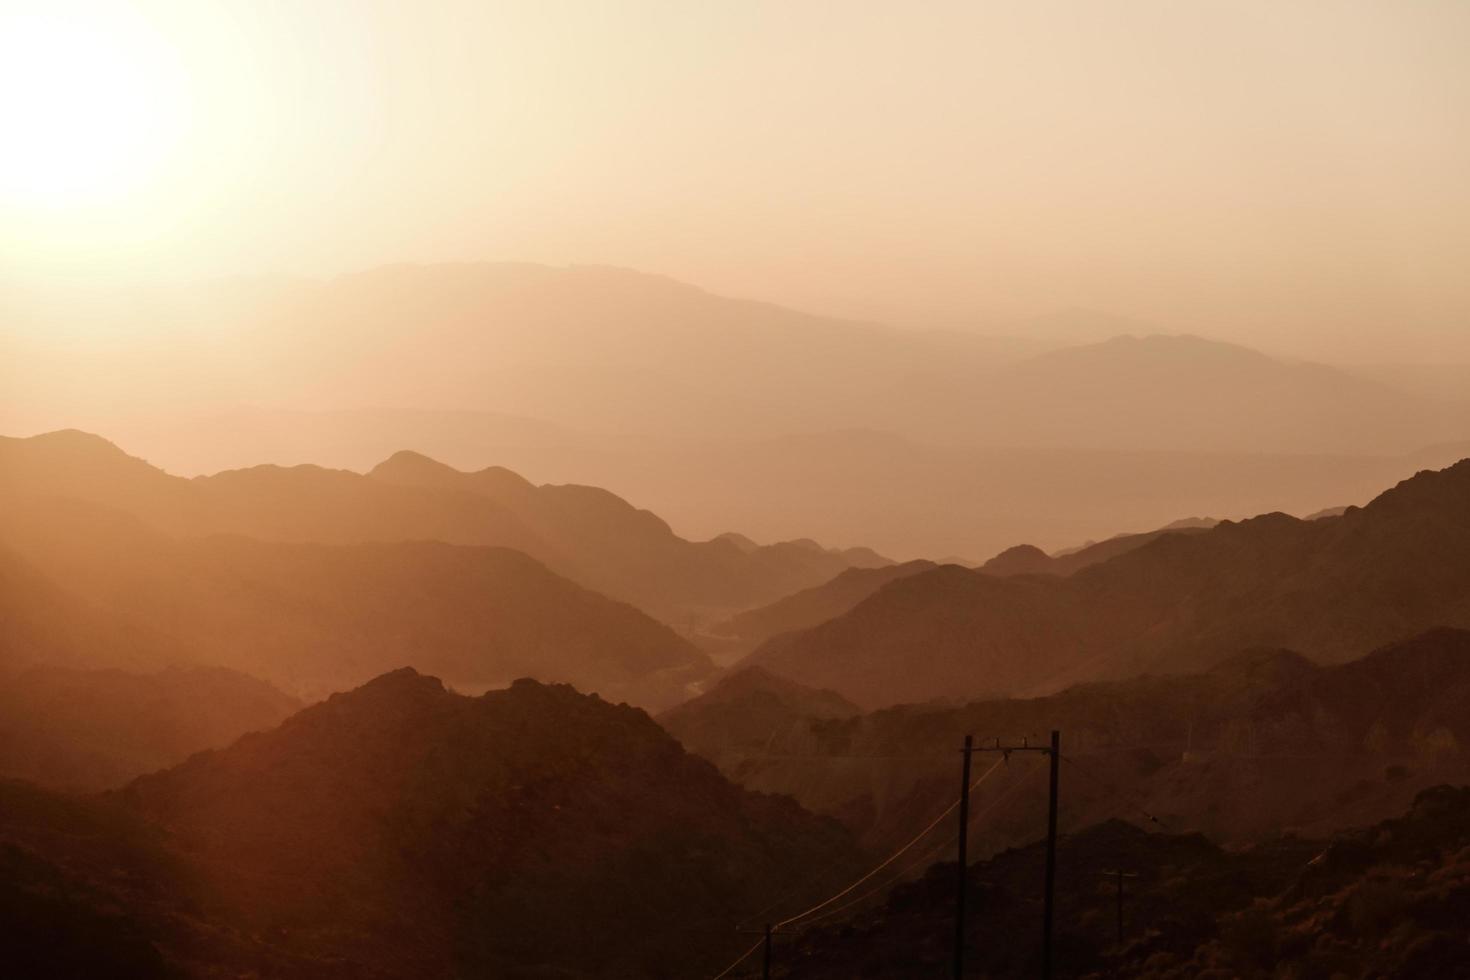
[2,1,1469,361]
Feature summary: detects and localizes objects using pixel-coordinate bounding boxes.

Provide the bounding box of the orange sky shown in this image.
[2,1,1468,360]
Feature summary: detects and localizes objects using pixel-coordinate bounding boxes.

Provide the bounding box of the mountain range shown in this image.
[740,458,1470,707]
[10,264,1470,559]
[0,491,709,708]
[0,429,886,628]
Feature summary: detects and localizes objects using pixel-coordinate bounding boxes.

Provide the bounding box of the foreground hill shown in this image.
[743,458,1470,707]
[0,671,861,978]
[777,786,1470,978]
[0,665,299,791]
[0,430,885,625]
[0,494,711,708]
[668,630,1470,851]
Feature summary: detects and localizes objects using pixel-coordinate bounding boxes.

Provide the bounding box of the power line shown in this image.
[709,935,766,980]
[770,756,1006,932]
[1059,753,1169,829]
[792,762,1045,930]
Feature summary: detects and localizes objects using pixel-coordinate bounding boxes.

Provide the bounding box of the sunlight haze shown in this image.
[2,1,1467,359]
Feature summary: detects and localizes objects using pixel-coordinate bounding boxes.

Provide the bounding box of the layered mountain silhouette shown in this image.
[740,459,1470,707]
[367,448,889,623]
[0,671,860,979]
[0,492,710,708]
[0,430,887,626]
[0,665,299,791]
[13,265,1470,561]
[780,786,1470,978]
[709,560,939,654]
[981,518,1217,577]
[669,630,1470,851]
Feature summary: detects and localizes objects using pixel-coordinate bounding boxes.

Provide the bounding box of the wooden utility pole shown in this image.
[954,734,973,979]
[1043,729,1059,980]
[1099,870,1139,946]
[975,730,1061,980]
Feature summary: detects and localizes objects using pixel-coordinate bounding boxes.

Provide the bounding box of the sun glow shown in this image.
[0,5,187,204]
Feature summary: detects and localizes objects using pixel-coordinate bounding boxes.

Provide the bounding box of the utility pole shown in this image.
[1043,729,1059,980]
[954,734,973,979]
[762,923,772,980]
[975,730,1061,980]
[1099,870,1138,946]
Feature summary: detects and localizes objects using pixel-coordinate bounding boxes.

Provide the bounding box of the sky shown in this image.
[2,0,1469,360]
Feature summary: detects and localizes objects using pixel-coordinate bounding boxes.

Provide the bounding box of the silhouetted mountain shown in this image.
[0,431,887,626]
[0,670,862,979]
[15,268,1470,561]
[980,544,1054,576]
[368,448,890,622]
[709,560,938,653]
[671,630,1470,852]
[776,786,1470,978]
[741,459,1470,707]
[0,494,711,708]
[983,521,1217,577]
[0,665,299,791]
[916,333,1469,454]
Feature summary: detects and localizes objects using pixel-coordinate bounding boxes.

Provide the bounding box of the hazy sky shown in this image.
[3,1,1469,360]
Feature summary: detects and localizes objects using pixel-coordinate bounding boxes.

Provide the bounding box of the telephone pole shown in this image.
[974,730,1061,980]
[1099,870,1138,946]
[954,734,973,979]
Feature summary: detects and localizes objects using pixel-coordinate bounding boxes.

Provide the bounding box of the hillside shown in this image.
[0,494,712,708]
[0,670,861,979]
[0,430,886,625]
[668,629,1470,851]
[0,665,300,791]
[742,459,1470,707]
[776,786,1470,978]
[657,667,860,774]
[709,560,938,653]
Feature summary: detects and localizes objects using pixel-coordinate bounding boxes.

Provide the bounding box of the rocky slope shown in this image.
[0,670,861,979]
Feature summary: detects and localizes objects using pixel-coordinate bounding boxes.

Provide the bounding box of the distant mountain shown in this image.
[0,431,887,625]
[981,519,1217,576]
[10,265,1470,561]
[916,333,1470,454]
[368,449,890,622]
[708,560,938,654]
[740,459,1470,707]
[676,629,1470,850]
[0,670,859,978]
[0,493,711,708]
[781,786,1470,978]
[0,665,299,791]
